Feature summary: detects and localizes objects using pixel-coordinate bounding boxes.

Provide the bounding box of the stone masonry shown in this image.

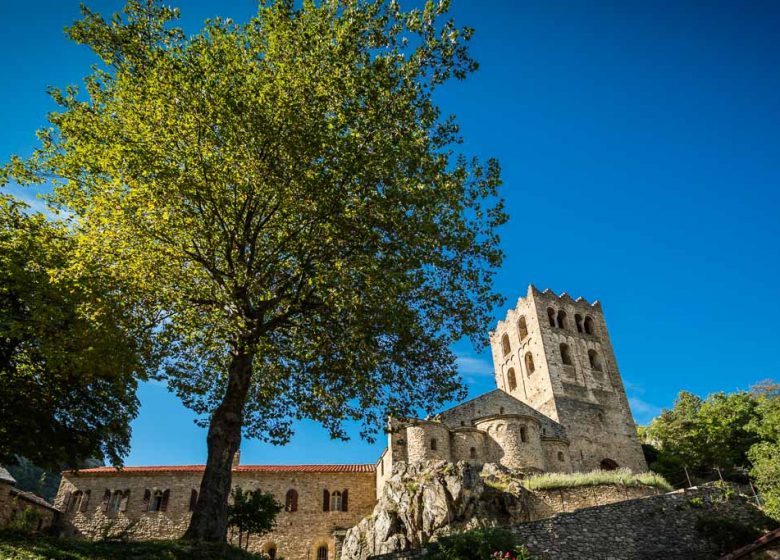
[56,464,375,559]
[55,286,654,560]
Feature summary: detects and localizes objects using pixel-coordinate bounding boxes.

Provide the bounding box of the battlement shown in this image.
[491,284,602,336]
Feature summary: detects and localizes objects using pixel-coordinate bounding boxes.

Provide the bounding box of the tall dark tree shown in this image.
[0,195,151,469]
[4,0,506,540]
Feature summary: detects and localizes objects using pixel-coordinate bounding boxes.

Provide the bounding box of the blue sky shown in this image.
[2,1,779,467]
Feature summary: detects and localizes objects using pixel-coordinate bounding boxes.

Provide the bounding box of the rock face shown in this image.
[341,461,530,560]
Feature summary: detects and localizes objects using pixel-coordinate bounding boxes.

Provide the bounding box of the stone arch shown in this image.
[575,314,583,333]
[547,307,556,327]
[584,316,595,335]
[517,316,528,340]
[524,352,535,374]
[263,542,278,560]
[507,368,517,391]
[559,343,573,365]
[600,458,619,471]
[557,309,568,330]
[588,349,603,371]
[501,333,511,356]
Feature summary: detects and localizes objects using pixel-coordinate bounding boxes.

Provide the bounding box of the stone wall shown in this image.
[57,466,375,560]
[511,485,774,560]
[0,481,59,531]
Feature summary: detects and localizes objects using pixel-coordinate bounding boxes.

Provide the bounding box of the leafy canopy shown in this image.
[0,196,151,468]
[3,0,505,444]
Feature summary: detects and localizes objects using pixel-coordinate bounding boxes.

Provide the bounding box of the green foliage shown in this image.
[7,505,42,534]
[749,442,780,520]
[522,468,673,492]
[0,530,266,560]
[227,487,283,550]
[0,196,154,469]
[422,528,528,560]
[643,390,760,477]
[3,0,506,539]
[694,515,765,555]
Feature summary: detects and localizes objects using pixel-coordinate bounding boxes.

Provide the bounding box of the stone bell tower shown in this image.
[489,285,647,473]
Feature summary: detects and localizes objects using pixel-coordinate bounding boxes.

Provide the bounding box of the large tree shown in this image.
[3,0,505,540]
[0,195,150,469]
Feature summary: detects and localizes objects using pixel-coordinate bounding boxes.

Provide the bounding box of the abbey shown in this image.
[55,286,646,560]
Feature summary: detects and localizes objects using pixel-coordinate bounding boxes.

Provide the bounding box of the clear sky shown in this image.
[2,1,779,467]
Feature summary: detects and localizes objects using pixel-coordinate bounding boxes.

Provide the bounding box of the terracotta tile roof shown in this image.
[69,464,376,475]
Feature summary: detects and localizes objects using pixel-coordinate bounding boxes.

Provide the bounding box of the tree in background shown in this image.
[0,195,153,470]
[227,487,282,551]
[641,383,780,520]
[4,0,505,540]
[748,382,780,519]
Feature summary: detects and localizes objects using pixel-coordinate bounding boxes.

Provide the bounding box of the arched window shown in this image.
[109,490,123,514]
[469,447,477,459]
[600,458,619,471]
[317,546,329,560]
[148,489,168,512]
[557,310,567,330]
[518,316,528,340]
[547,307,556,327]
[525,352,535,374]
[119,489,130,513]
[267,547,277,560]
[430,438,438,451]
[325,489,347,512]
[68,491,82,513]
[584,316,595,335]
[575,314,583,333]
[520,426,528,442]
[507,368,517,391]
[189,489,198,512]
[588,349,602,371]
[285,489,298,512]
[79,490,90,513]
[557,451,565,462]
[330,490,342,512]
[499,406,505,415]
[560,343,572,365]
[501,333,511,356]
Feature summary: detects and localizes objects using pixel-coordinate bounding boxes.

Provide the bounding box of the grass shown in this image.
[522,468,673,492]
[0,531,266,560]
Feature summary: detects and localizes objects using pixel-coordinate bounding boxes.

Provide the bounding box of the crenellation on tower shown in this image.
[489,285,647,473]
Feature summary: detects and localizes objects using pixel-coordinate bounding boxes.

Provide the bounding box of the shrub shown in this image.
[422,528,531,560]
[695,515,764,554]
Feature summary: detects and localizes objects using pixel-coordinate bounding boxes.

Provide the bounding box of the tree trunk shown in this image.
[184,346,254,541]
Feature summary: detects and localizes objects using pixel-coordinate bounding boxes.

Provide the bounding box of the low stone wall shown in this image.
[528,483,660,520]
[511,484,774,560]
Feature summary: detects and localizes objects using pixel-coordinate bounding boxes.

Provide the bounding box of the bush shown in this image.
[7,505,42,534]
[695,515,763,554]
[422,528,533,560]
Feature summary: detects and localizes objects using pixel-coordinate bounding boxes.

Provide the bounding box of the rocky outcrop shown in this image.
[341,461,531,560]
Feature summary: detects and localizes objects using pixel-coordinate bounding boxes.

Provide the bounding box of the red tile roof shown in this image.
[68,464,375,475]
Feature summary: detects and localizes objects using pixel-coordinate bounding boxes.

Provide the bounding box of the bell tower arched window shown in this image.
[584,316,595,335]
[575,314,584,333]
[560,343,573,365]
[524,352,535,374]
[547,307,556,327]
[588,349,603,371]
[507,368,517,391]
[517,316,528,340]
[501,333,511,356]
[557,310,567,330]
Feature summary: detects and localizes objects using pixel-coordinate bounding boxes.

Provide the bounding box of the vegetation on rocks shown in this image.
[0,531,266,560]
[522,468,673,493]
